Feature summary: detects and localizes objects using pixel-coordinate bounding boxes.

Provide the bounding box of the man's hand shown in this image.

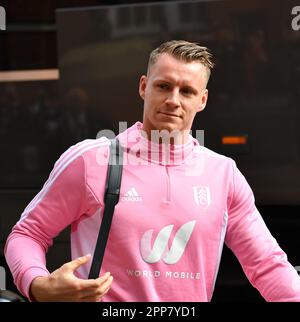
[30,254,113,302]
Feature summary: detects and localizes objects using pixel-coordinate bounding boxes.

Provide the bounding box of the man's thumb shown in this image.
[67,254,92,271]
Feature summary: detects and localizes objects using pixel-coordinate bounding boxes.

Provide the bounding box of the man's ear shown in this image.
[139,75,147,100]
[197,89,208,112]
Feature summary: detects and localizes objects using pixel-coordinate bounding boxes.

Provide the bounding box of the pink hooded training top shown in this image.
[5,122,300,301]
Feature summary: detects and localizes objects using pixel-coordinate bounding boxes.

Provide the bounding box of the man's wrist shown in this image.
[20,267,50,301]
[30,276,50,302]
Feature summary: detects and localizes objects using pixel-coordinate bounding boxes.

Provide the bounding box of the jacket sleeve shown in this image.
[225,160,300,301]
[4,151,89,299]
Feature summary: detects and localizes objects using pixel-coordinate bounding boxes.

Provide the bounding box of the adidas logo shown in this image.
[122,187,142,202]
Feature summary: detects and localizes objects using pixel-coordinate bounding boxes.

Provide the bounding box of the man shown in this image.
[5,40,300,302]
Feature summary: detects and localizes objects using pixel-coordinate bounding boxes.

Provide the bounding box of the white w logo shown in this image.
[139,220,196,264]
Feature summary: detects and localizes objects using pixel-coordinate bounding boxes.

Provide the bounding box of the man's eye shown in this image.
[181,88,193,95]
[158,84,169,90]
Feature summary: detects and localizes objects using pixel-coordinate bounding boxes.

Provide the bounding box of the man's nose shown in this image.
[165,89,180,107]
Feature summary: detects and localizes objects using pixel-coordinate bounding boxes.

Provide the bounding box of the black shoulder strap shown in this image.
[88,138,123,279]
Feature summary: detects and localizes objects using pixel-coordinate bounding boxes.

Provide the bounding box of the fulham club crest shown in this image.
[193,186,211,209]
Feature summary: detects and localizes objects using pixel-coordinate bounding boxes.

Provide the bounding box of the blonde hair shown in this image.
[148,40,214,81]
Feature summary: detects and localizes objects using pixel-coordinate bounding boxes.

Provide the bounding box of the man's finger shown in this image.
[79,276,113,299]
[80,284,112,301]
[80,285,110,299]
[80,272,111,289]
[63,254,91,272]
[98,276,113,293]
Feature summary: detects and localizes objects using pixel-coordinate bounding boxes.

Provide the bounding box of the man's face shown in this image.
[139,53,208,142]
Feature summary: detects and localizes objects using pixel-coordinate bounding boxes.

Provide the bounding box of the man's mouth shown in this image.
[158,112,180,118]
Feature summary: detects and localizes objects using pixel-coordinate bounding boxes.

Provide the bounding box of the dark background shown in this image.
[0,0,300,302]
